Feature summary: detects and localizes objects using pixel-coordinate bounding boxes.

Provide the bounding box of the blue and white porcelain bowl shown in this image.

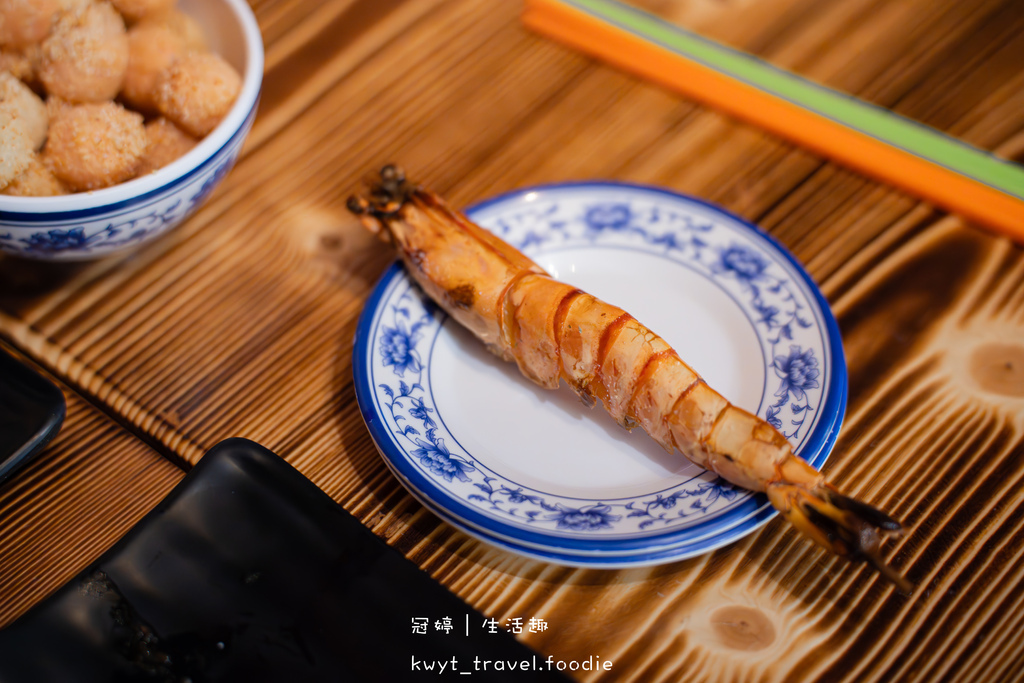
[0,0,264,261]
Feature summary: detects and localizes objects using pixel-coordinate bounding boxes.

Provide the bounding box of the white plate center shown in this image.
[428,246,766,499]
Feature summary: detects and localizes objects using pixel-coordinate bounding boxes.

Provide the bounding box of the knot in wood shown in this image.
[968,342,1024,398]
[708,605,776,652]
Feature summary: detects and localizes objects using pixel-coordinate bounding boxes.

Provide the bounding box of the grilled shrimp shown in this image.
[348,165,910,591]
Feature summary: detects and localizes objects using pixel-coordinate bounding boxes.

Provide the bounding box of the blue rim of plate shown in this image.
[353,181,847,564]
[388,461,771,568]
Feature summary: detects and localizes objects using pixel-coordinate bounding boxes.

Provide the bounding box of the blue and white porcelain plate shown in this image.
[353,182,846,566]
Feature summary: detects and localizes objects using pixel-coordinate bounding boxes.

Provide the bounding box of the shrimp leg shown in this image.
[348,165,911,592]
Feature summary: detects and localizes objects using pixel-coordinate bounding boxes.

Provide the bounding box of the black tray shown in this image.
[0,438,570,682]
[0,347,65,483]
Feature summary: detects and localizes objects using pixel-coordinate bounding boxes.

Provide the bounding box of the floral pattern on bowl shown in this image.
[0,117,250,260]
[0,0,263,262]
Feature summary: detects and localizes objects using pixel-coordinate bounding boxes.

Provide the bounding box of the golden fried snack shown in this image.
[151,7,206,52]
[1,1,237,196]
[154,51,239,137]
[0,108,32,187]
[0,70,48,149]
[0,0,60,49]
[0,45,37,82]
[45,93,72,120]
[137,116,195,174]
[38,0,129,103]
[55,0,93,12]
[2,152,67,196]
[122,19,188,112]
[110,0,176,24]
[42,101,147,191]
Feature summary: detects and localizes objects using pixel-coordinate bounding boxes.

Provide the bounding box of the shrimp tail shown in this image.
[767,481,912,593]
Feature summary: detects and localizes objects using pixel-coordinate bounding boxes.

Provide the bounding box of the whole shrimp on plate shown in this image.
[348,165,910,591]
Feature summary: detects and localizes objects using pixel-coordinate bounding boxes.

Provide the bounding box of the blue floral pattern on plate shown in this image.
[354,182,847,564]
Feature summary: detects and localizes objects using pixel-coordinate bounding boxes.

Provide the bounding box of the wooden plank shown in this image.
[0,346,184,627]
[0,0,1022,680]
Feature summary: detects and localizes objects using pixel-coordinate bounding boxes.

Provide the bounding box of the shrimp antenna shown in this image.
[348,164,417,240]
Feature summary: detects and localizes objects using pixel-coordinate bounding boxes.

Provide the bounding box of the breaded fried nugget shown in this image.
[0,0,61,49]
[2,152,67,196]
[137,116,195,174]
[110,0,176,24]
[39,1,129,103]
[152,7,206,52]
[0,108,32,187]
[55,0,93,12]
[154,52,239,137]
[0,70,48,149]
[43,101,147,191]
[0,46,36,82]
[122,19,187,113]
[45,94,72,121]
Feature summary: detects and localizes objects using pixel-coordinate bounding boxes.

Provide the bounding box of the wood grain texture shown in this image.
[0,345,184,628]
[1,0,1023,680]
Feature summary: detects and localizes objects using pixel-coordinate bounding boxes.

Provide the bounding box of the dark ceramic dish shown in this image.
[0,438,570,682]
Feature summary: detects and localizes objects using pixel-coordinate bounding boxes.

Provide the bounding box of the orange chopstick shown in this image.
[522,0,1024,243]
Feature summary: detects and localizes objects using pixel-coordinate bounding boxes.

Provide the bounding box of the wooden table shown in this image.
[3,0,1023,680]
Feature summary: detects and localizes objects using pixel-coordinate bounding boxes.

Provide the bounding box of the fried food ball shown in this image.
[137,116,196,174]
[152,7,206,52]
[2,152,66,195]
[122,19,187,112]
[110,0,176,24]
[42,101,147,191]
[0,70,48,149]
[55,0,92,12]
[38,1,129,103]
[0,47,35,82]
[0,108,32,187]
[45,93,72,120]
[154,52,239,137]
[1,2,239,196]
[0,0,61,49]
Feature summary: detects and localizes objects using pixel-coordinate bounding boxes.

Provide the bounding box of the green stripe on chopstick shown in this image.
[557,0,1024,201]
